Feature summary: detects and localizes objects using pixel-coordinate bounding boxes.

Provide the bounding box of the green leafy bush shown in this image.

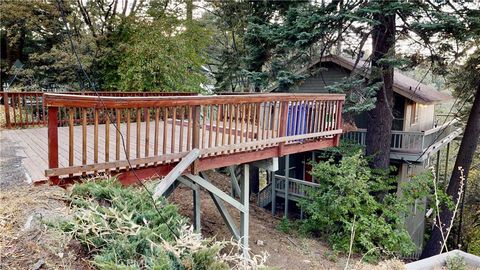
[299,152,420,259]
[277,217,294,234]
[60,178,266,269]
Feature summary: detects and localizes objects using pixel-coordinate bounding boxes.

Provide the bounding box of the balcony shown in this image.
[342,120,462,162]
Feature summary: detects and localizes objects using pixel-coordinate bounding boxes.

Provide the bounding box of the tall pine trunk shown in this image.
[421,83,480,258]
[365,8,396,169]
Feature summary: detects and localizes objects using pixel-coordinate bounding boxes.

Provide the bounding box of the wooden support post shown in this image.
[192,105,201,174]
[334,100,344,146]
[228,166,241,197]
[193,186,201,233]
[284,155,289,218]
[277,101,289,156]
[271,171,276,215]
[3,92,11,128]
[240,164,250,258]
[48,107,59,184]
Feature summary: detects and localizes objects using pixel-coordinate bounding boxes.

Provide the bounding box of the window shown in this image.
[410,101,419,125]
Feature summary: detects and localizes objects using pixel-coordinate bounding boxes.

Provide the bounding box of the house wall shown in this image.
[293,63,351,93]
[397,161,429,255]
[403,100,436,131]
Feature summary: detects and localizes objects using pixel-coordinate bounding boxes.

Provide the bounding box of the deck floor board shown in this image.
[0,121,249,182]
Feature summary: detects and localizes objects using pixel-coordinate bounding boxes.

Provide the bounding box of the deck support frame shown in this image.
[228,166,241,198]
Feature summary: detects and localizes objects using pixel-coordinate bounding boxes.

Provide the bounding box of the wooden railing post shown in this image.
[3,92,11,128]
[192,105,201,174]
[334,100,344,146]
[48,107,59,184]
[277,101,289,156]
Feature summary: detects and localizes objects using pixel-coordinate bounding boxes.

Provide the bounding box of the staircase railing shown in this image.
[257,182,273,208]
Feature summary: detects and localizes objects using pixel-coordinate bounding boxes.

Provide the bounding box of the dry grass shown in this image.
[0,185,90,269]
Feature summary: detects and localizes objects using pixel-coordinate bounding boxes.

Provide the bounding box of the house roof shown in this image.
[295,54,453,105]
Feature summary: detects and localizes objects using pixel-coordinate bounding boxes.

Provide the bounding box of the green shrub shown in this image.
[277,217,294,234]
[299,152,420,259]
[446,254,467,270]
[60,178,267,269]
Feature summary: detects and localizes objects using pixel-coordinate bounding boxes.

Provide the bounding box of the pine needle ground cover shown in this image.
[58,178,266,269]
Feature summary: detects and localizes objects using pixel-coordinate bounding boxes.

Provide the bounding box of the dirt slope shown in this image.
[169,170,356,270]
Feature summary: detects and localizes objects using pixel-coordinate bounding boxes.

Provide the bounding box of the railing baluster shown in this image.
[251,103,257,148]
[68,108,74,177]
[272,101,279,142]
[36,93,40,126]
[192,105,201,150]
[234,104,240,147]
[163,107,168,155]
[116,109,121,170]
[265,102,271,144]
[82,108,87,176]
[216,104,221,147]
[305,100,311,136]
[154,108,160,158]
[105,110,110,173]
[12,94,17,127]
[171,106,177,154]
[201,106,207,150]
[239,104,245,145]
[136,109,141,158]
[208,105,214,150]
[145,108,150,158]
[18,95,24,128]
[245,104,251,147]
[222,104,227,149]
[94,109,99,173]
[179,107,185,152]
[126,109,131,162]
[229,104,233,147]
[187,106,192,151]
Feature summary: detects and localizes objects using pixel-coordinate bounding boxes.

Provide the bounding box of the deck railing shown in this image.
[274,174,320,199]
[257,174,320,208]
[43,93,344,183]
[1,91,196,128]
[342,119,460,154]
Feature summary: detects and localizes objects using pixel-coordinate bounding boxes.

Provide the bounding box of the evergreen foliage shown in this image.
[299,153,441,259]
[60,179,267,269]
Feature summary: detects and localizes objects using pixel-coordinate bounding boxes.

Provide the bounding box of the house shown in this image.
[259,54,462,256]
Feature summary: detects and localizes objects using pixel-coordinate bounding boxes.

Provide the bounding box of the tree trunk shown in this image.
[421,83,480,258]
[186,0,193,22]
[365,8,395,170]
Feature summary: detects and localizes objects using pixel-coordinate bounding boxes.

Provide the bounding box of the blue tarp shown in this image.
[286,103,309,137]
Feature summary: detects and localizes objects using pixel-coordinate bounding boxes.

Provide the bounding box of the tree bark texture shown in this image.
[421,83,480,258]
[365,8,395,170]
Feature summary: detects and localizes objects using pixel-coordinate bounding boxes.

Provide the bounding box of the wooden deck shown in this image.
[1,93,345,185]
[0,120,254,182]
